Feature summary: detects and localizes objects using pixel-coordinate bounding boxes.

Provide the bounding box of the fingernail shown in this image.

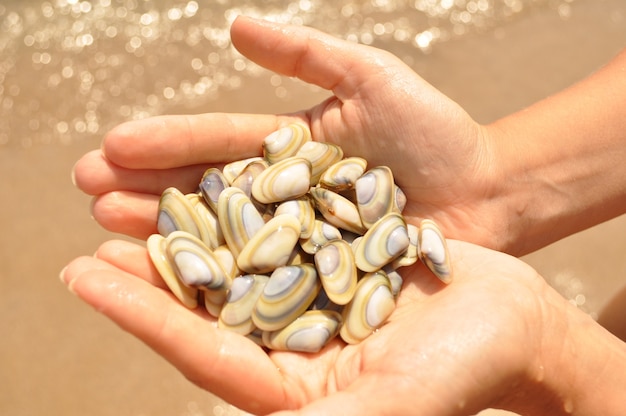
[59,266,77,294]
[70,163,77,187]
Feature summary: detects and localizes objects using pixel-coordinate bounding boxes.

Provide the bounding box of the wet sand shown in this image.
[1,1,625,415]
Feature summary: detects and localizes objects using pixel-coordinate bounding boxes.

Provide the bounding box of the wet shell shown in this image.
[263,123,311,164]
[218,274,269,335]
[355,166,396,229]
[199,168,229,213]
[319,157,367,192]
[262,310,342,353]
[166,231,231,291]
[223,157,264,184]
[295,141,344,184]
[309,186,366,235]
[147,233,198,309]
[231,159,269,199]
[217,187,265,257]
[393,185,407,213]
[274,196,316,239]
[418,219,453,284]
[186,192,224,249]
[251,157,312,204]
[314,239,357,305]
[300,219,342,254]
[354,212,410,272]
[252,264,321,331]
[390,223,418,269]
[340,270,395,344]
[236,214,302,274]
[157,187,204,240]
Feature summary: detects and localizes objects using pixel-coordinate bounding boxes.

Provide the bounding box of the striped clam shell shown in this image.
[252,263,321,331]
[319,156,367,192]
[390,223,419,269]
[309,186,366,235]
[157,187,204,240]
[186,192,224,249]
[355,166,397,229]
[236,214,302,274]
[263,123,311,164]
[300,219,342,255]
[340,270,395,344]
[418,219,453,283]
[314,239,358,305]
[146,233,199,309]
[354,212,410,272]
[230,159,269,199]
[274,195,316,239]
[262,310,342,353]
[199,167,229,213]
[217,187,265,257]
[223,157,264,184]
[295,141,344,185]
[218,274,269,335]
[251,157,312,204]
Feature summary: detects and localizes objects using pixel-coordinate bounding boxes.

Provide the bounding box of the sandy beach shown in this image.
[1,1,625,415]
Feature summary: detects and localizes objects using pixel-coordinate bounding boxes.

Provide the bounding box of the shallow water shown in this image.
[1,1,625,415]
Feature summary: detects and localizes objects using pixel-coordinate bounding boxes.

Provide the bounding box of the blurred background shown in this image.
[1,0,625,415]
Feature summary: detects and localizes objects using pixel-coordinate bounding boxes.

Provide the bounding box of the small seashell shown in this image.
[355,166,396,229]
[231,159,269,199]
[309,186,366,234]
[199,168,229,213]
[251,157,312,204]
[340,270,395,344]
[318,157,367,192]
[186,193,224,249]
[147,233,198,309]
[314,239,358,305]
[309,287,343,313]
[390,223,418,268]
[300,219,343,254]
[203,289,228,318]
[354,212,410,272]
[274,195,316,239]
[212,244,240,278]
[157,187,204,240]
[217,187,265,257]
[262,310,342,353]
[223,157,264,184]
[252,264,321,331]
[263,123,311,164]
[218,274,269,335]
[236,214,302,274]
[418,219,453,284]
[382,264,404,298]
[165,231,231,291]
[393,185,407,213]
[295,141,344,185]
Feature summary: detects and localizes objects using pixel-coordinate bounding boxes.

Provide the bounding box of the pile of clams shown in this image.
[147,123,452,353]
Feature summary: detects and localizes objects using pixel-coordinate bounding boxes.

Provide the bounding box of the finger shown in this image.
[230,16,394,101]
[62,263,291,414]
[94,239,167,289]
[73,149,209,196]
[91,191,159,239]
[102,113,305,170]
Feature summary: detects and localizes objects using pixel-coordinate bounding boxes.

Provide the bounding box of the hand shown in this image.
[72,16,507,251]
[61,238,554,415]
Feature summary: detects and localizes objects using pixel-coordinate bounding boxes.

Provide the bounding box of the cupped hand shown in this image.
[73,16,509,251]
[61,238,556,416]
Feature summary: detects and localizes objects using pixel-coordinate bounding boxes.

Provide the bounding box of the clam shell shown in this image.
[354,212,410,272]
[251,157,312,204]
[309,186,366,235]
[340,270,395,344]
[204,289,228,318]
[263,123,311,165]
[418,219,453,283]
[299,219,342,254]
[223,157,264,184]
[319,157,367,192]
[147,233,198,309]
[165,230,231,291]
[218,274,269,335]
[252,264,321,331]
[355,166,396,229]
[231,159,269,199]
[213,244,240,278]
[314,239,357,305]
[295,141,344,185]
[274,195,316,239]
[390,223,418,268]
[236,214,302,274]
[199,168,229,213]
[262,310,342,353]
[157,187,204,240]
[309,287,343,313]
[393,185,407,213]
[217,187,265,257]
[186,192,224,249]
